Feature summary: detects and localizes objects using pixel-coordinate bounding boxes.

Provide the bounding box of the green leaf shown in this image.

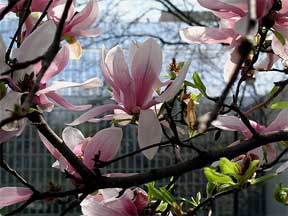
[219,157,241,181]
[273,31,286,45]
[250,173,277,185]
[271,101,288,109]
[204,167,235,185]
[269,86,280,97]
[157,202,168,211]
[192,72,207,96]
[206,182,216,197]
[184,80,197,88]
[190,93,202,102]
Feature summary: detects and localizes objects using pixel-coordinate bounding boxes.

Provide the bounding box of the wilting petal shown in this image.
[46,92,92,111]
[263,144,277,163]
[264,110,288,132]
[0,187,33,207]
[36,77,102,95]
[68,39,82,59]
[180,27,235,44]
[157,62,190,103]
[138,109,162,160]
[62,127,85,150]
[68,104,125,126]
[83,127,122,169]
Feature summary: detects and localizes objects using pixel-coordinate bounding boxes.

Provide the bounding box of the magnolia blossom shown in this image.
[81,188,148,216]
[0,21,102,112]
[180,0,288,81]
[38,127,122,176]
[212,110,288,162]
[68,38,190,159]
[0,187,33,208]
[0,91,26,144]
[48,0,100,59]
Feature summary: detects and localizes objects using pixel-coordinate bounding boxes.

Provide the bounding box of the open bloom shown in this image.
[212,109,288,162]
[81,188,148,216]
[48,0,100,58]
[68,38,190,159]
[180,0,288,81]
[0,187,33,208]
[0,21,102,112]
[38,127,122,176]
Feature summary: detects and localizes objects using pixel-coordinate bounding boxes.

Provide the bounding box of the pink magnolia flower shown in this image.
[1,21,102,112]
[81,187,148,216]
[0,91,26,144]
[48,0,100,59]
[38,127,122,176]
[212,109,288,162]
[179,0,287,81]
[68,38,190,160]
[0,187,33,208]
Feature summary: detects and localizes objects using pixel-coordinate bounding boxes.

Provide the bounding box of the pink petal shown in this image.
[156,62,190,103]
[264,110,288,132]
[271,32,288,61]
[109,45,136,110]
[197,0,246,18]
[40,45,69,83]
[138,109,162,160]
[131,38,162,107]
[67,104,125,126]
[81,195,120,216]
[212,115,249,133]
[180,26,236,44]
[38,131,61,160]
[83,127,122,169]
[223,47,240,82]
[36,77,103,95]
[68,0,99,35]
[0,187,33,207]
[46,92,92,111]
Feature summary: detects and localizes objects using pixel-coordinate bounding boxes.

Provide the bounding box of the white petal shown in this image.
[62,127,85,150]
[138,109,162,160]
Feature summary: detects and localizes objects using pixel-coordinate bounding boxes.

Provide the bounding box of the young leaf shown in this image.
[206,182,216,197]
[219,157,241,181]
[204,167,235,185]
[250,173,277,185]
[192,72,207,96]
[271,101,288,109]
